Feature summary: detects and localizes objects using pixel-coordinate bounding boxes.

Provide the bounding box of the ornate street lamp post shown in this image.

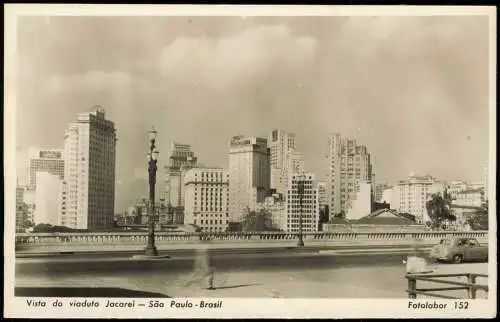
[297,173,306,247]
[145,127,160,256]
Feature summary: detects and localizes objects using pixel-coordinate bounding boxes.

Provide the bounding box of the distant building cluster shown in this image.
[378,176,487,226]
[16,108,488,233]
[16,107,117,232]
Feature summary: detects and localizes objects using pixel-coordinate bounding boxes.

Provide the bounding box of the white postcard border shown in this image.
[3,4,497,319]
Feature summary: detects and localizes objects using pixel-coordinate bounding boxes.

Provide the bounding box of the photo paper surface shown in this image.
[3,4,497,319]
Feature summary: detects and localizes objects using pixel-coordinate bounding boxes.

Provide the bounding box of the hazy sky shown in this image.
[16,15,491,211]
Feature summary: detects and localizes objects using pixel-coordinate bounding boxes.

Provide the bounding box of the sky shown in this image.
[15,15,491,212]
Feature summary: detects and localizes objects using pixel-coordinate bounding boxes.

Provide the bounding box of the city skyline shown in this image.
[16,15,490,211]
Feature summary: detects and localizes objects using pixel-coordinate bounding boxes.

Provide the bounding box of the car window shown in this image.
[457,239,468,247]
[467,239,479,247]
[441,239,451,246]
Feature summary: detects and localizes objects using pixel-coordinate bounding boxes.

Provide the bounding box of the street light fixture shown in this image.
[145,127,159,256]
[297,172,306,247]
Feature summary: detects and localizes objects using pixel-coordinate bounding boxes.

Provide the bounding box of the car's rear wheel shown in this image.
[452,254,463,264]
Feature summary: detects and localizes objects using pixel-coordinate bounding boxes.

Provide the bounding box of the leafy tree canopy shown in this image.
[241,207,273,232]
[466,204,488,230]
[32,223,86,233]
[426,191,456,229]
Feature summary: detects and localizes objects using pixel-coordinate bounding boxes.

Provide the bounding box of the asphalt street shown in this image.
[15,243,425,259]
[16,250,413,276]
[14,250,488,299]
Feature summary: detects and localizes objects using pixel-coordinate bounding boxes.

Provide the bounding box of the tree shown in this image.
[32,223,83,233]
[426,191,456,230]
[241,207,272,232]
[332,211,345,219]
[318,205,329,231]
[226,222,243,232]
[466,203,488,230]
[23,219,34,229]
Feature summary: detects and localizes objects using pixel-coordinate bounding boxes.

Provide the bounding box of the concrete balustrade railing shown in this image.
[15,231,489,247]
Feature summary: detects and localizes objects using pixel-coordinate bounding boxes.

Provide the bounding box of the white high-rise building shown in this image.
[184,167,229,232]
[346,180,372,220]
[397,175,434,224]
[268,130,296,198]
[228,135,270,223]
[285,173,319,232]
[62,107,116,230]
[328,134,373,218]
[34,172,63,226]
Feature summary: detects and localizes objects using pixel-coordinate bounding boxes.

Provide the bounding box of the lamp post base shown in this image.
[297,238,305,247]
[144,245,159,256]
[132,254,171,260]
[132,246,170,260]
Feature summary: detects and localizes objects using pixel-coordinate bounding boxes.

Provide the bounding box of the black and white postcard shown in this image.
[3,4,497,319]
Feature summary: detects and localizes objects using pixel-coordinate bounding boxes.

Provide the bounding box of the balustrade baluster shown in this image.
[15,230,489,251]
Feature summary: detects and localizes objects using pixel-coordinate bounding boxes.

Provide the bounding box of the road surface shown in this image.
[16,238,459,254]
[15,252,488,299]
[16,248,420,276]
[16,243,429,259]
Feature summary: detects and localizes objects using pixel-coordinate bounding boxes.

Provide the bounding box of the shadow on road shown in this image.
[214,283,260,290]
[14,287,171,298]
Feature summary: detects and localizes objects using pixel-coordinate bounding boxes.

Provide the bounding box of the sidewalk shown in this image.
[15,264,410,298]
[407,263,489,299]
[167,269,407,298]
[16,246,429,264]
[15,262,489,299]
[16,239,439,255]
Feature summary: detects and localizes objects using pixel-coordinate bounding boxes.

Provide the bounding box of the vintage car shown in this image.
[429,237,488,263]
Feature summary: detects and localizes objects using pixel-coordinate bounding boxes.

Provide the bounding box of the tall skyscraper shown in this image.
[23,147,64,189]
[268,130,296,198]
[184,167,229,232]
[228,135,270,223]
[328,134,373,219]
[62,107,117,230]
[285,173,319,232]
[164,142,198,224]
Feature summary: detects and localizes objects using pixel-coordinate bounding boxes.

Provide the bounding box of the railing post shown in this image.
[467,274,477,299]
[407,275,417,299]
